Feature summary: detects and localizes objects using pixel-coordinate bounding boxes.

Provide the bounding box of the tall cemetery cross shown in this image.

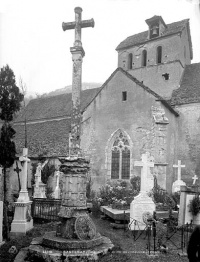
[173,160,185,181]
[134,153,154,194]
[62,7,94,155]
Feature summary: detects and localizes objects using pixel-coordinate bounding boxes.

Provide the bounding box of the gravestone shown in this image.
[11,148,33,236]
[130,152,156,230]
[172,160,186,193]
[33,163,46,198]
[53,171,61,199]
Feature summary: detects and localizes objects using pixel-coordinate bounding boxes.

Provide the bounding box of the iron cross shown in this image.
[62,7,94,47]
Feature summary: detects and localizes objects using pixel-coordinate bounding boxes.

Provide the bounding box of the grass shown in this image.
[0,215,189,262]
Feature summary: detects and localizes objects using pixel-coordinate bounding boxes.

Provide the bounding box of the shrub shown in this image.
[97,179,139,210]
[189,194,200,216]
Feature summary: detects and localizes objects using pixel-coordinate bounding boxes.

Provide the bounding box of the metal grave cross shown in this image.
[192,174,198,185]
[14,161,22,190]
[134,152,154,193]
[62,7,94,47]
[173,160,185,181]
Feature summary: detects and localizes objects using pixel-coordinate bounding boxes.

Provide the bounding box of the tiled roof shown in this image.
[170,63,200,106]
[116,19,192,58]
[16,88,100,122]
[14,119,71,157]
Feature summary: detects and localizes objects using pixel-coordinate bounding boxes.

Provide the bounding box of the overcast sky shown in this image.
[0,0,200,96]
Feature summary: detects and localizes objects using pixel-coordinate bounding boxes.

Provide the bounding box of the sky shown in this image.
[0,0,200,96]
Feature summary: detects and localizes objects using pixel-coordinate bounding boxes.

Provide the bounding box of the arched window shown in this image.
[157,46,162,64]
[128,53,133,69]
[111,131,130,179]
[141,50,147,67]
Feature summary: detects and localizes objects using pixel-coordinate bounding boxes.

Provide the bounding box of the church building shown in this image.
[13,15,200,193]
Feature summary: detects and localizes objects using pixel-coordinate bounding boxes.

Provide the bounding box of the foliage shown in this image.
[0,65,24,122]
[86,174,95,200]
[46,186,54,199]
[96,179,139,210]
[189,194,200,216]
[149,182,177,210]
[41,161,55,184]
[0,65,24,240]
[130,176,141,192]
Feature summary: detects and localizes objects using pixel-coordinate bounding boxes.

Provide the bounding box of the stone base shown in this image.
[43,231,104,250]
[129,193,155,230]
[10,219,33,237]
[28,236,114,262]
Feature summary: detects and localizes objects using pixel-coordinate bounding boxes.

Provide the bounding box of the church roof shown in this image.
[116,18,193,59]
[170,63,200,106]
[14,88,100,157]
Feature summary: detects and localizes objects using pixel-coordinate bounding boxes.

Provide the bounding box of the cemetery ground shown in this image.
[0,213,189,262]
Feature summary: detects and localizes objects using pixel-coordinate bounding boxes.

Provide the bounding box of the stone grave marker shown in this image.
[33,163,46,198]
[130,152,156,230]
[172,160,186,193]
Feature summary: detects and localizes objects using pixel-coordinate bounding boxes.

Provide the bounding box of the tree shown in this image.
[0,65,24,239]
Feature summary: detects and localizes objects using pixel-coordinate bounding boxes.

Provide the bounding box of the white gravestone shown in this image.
[11,148,33,236]
[172,160,186,193]
[53,171,61,199]
[130,152,156,230]
[192,174,198,185]
[33,163,47,198]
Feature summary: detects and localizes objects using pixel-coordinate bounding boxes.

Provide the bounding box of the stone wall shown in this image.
[117,33,190,99]
[81,70,178,191]
[176,103,200,185]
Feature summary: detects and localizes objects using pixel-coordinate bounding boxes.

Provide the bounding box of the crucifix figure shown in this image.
[192,174,198,185]
[134,152,154,194]
[62,7,94,156]
[173,160,185,181]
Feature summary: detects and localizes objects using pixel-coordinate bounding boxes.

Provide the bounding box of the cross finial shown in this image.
[192,174,198,185]
[173,160,185,181]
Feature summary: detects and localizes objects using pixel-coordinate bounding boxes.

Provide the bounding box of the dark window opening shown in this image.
[122,91,127,101]
[162,73,169,80]
[128,53,133,69]
[157,46,162,64]
[150,24,159,38]
[111,149,120,179]
[141,50,147,67]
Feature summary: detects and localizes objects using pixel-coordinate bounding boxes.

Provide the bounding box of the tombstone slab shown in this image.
[130,152,155,230]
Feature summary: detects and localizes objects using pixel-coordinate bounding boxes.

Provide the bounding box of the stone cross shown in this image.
[19,148,30,194]
[173,160,185,181]
[62,7,94,155]
[14,161,22,190]
[134,152,154,193]
[18,148,30,202]
[192,174,198,185]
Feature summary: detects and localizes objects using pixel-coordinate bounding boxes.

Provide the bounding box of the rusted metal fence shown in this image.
[31,198,61,222]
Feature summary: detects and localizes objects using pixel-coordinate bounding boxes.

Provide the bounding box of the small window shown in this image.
[141,50,147,67]
[128,53,133,69]
[122,91,127,101]
[157,46,162,64]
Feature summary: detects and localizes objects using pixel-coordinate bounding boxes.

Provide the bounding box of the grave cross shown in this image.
[14,161,22,191]
[192,174,198,185]
[19,148,30,193]
[134,152,154,193]
[173,160,185,181]
[62,7,94,155]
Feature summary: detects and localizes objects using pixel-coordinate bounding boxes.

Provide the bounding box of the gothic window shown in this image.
[141,50,147,67]
[111,131,130,179]
[157,46,162,64]
[128,53,133,69]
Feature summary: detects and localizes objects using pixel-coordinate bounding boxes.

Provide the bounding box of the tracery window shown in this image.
[111,131,130,179]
